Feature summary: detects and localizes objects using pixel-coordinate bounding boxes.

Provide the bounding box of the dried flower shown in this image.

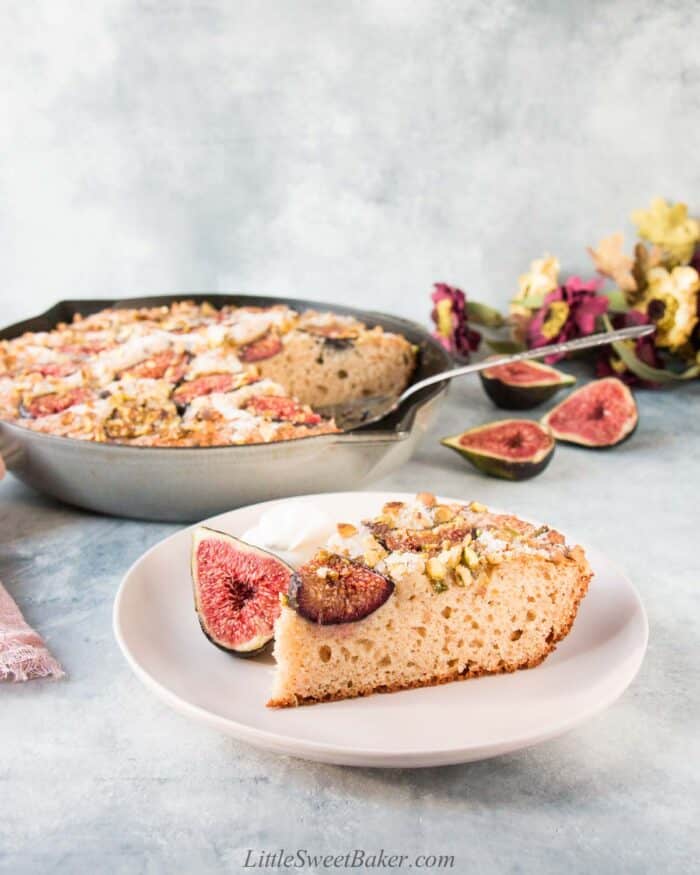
[631,198,700,266]
[526,276,608,362]
[634,265,700,349]
[510,256,560,343]
[430,283,481,359]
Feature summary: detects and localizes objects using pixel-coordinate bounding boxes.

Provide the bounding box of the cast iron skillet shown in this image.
[0,294,451,521]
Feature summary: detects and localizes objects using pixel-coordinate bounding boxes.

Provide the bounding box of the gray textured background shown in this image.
[1,0,699,327]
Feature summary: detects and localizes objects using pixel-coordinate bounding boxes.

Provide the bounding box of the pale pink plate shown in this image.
[113,492,648,768]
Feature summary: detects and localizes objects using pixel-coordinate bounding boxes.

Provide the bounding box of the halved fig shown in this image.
[367,520,472,553]
[27,362,78,378]
[289,552,394,625]
[441,419,555,480]
[540,377,638,448]
[244,394,322,425]
[21,387,91,418]
[121,350,188,382]
[173,373,237,407]
[480,359,575,410]
[239,332,283,363]
[191,527,293,656]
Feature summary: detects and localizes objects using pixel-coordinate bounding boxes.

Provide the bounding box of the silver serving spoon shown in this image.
[318,323,655,431]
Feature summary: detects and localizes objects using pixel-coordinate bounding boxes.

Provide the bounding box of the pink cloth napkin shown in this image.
[0,582,64,682]
[0,451,64,681]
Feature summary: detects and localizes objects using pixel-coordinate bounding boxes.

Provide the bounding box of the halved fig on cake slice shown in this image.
[289,552,394,625]
[191,527,293,656]
[441,419,555,480]
[480,359,575,410]
[540,377,638,448]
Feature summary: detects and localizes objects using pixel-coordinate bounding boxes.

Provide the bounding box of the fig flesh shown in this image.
[121,350,188,382]
[480,359,575,410]
[22,388,91,418]
[191,527,293,655]
[239,332,283,363]
[244,395,322,425]
[172,373,238,407]
[540,377,638,448]
[441,419,555,480]
[289,552,394,625]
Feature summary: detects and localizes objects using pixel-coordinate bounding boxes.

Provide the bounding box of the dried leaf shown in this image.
[602,314,699,382]
[485,338,526,353]
[587,233,636,291]
[467,301,505,328]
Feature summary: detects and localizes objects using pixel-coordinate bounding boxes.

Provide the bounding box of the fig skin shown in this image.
[441,419,555,481]
[480,360,575,410]
[197,624,272,659]
[540,377,639,448]
[191,526,293,657]
[289,553,394,625]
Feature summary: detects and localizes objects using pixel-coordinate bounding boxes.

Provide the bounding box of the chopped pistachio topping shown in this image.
[417,491,436,507]
[440,545,462,569]
[469,501,488,513]
[532,525,550,538]
[462,545,479,570]
[433,505,456,524]
[363,547,386,568]
[431,580,449,594]
[426,557,447,581]
[454,565,472,587]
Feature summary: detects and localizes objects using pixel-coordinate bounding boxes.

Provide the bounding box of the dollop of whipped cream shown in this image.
[241,502,334,566]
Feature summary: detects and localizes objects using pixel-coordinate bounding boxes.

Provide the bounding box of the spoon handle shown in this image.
[401,324,655,404]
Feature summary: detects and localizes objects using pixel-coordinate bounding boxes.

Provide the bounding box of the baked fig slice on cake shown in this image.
[268,494,592,707]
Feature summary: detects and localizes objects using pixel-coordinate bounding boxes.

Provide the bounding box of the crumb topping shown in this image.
[320,495,571,594]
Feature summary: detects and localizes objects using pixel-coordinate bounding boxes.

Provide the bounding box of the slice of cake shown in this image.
[268,494,592,707]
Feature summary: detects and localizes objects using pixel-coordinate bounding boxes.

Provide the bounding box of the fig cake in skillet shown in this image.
[269,493,592,706]
[0,302,415,447]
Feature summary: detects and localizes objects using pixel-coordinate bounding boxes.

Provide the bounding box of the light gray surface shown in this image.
[1,373,698,874]
[1,1,699,326]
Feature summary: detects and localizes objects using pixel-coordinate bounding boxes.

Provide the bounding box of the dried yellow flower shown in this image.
[631,198,700,266]
[636,266,700,349]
